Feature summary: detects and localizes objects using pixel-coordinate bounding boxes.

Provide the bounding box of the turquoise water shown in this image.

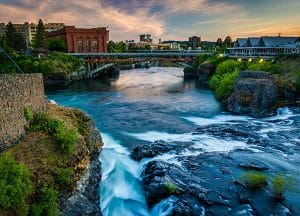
[47,67,300,215]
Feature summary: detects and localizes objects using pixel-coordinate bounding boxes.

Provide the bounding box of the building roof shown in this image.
[235,38,248,47]
[258,37,298,47]
[246,37,260,47]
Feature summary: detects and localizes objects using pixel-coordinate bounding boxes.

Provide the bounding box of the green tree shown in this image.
[33,19,47,49]
[48,37,67,52]
[107,40,116,52]
[5,22,17,50]
[15,31,26,52]
[0,153,33,215]
[224,36,233,48]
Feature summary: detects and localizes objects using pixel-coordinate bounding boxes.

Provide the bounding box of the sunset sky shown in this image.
[1,0,300,42]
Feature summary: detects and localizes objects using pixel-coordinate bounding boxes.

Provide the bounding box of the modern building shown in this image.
[47,26,109,53]
[29,22,65,42]
[229,36,300,56]
[189,36,201,50]
[140,34,153,43]
[0,22,64,47]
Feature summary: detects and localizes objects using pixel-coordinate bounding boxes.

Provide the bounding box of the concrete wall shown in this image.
[0,74,46,151]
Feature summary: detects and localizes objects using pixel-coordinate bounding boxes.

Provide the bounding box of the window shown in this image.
[78,37,83,52]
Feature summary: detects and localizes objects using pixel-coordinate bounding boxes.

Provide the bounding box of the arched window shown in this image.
[86,37,91,53]
[92,37,98,52]
[77,37,83,52]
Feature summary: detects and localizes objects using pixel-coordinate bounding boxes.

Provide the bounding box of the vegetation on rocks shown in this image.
[241,172,268,189]
[271,174,297,200]
[0,153,33,215]
[165,182,177,194]
[0,104,102,215]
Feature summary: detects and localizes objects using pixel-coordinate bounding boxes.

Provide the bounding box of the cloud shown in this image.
[0,0,165,41]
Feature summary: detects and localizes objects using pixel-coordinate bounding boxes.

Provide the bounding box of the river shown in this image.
[47,67,300,216]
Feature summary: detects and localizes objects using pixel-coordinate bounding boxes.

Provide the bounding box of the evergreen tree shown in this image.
[5,22,17,50]
[15,32,26,51]
[224,36,233,48]
[33,19,47,49]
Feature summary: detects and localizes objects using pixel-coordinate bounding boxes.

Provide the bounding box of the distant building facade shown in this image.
[228,36,300,56]
[47,26,109,53]
[189,36,201,50]
[0,22,64,48]
[140,34,153,43]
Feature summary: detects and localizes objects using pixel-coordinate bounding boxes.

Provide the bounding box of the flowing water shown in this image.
[46,67,300,216]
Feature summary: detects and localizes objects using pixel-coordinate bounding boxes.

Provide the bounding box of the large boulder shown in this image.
[227,71,279,117]
[197,61,215,83]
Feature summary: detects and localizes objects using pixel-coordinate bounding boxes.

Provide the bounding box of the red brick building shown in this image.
[48,26,109,53]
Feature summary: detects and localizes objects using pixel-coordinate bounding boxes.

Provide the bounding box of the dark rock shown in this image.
[44,75,71,87]
[132,141,191,161]
[184,67,197,79]
[197,61,215,84]
[227,71,279,117]
[239,160,269,171]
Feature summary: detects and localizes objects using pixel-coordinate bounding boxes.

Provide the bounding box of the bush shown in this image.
[31,187,59,216]
[241,172,268,189]
[55,167,74,185]
[215,59,240,76]
[54,127,77,154]
[247,60,280,74]
[215,69,239,100]
[271,174,296,200]
[0,153,32,214]
[24,106,33,121]
[29,112,78,153]
[165,182,176,193]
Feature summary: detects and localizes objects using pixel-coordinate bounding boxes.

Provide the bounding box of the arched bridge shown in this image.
[68,51,211,63]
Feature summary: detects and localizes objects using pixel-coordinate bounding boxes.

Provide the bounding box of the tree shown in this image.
[216,38,223,46]
[15,31,26,52]
[224,36,232,48]
[48,37,67,52]
[33,19,47,49]
[5,22,17,50]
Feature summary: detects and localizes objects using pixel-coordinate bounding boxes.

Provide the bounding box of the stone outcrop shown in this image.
[0,74,46,151]
[183,67,197,79]
[227,71,279,117]
[197,61,215,83]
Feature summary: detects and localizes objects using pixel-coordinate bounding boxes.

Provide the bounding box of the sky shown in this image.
[0,0,300,42]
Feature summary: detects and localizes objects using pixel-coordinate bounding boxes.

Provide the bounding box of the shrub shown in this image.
[31,187,59,216]
[55,167,74,185]
[247,61,280,74]
[165,182,177,193]
[215,59,240,76]
[24,106,33,121]
[0,153,32,214]
[54,127,77,154]
[271,174,296,200]
[241,172,268,189]
[29,112,78,153]
[215,69,239,100]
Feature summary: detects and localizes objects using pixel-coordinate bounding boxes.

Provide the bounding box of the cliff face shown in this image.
[6,104,103,216]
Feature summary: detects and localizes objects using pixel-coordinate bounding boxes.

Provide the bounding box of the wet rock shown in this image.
[44,75,71,87]
[239,160,269,171]
[227,71,279,117]
[197,62,215,84]
[184,67,197,79]
[132,141,192,161]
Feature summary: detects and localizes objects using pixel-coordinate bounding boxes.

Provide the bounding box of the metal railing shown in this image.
[0,46,24,73]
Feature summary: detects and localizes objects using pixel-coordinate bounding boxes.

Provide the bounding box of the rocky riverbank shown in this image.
[1,104,103,216]
[131,106,300,215]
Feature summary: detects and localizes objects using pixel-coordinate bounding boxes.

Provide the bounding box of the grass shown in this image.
[271,174,297,200]
[241,172,268,189]
[165,182,177,194]
[24,106,33,121]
